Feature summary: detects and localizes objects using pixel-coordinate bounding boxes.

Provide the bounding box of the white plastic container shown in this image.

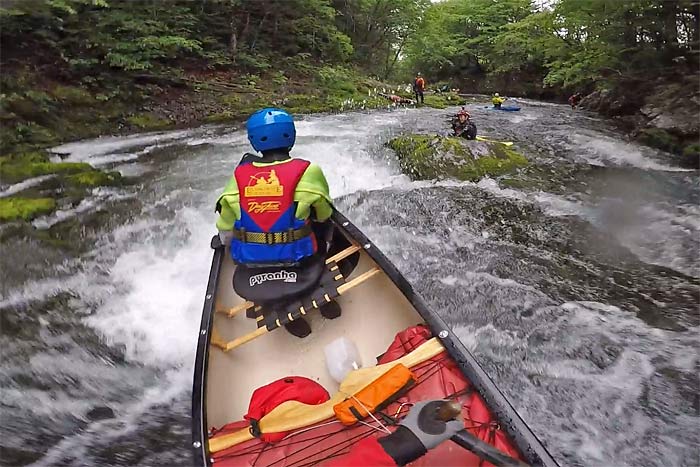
[324,337,362,384]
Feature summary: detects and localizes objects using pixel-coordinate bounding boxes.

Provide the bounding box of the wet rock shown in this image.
[386,134,528,181]
[87,406,115,421]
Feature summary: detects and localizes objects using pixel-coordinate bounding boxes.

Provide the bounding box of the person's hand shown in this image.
[218,230,233,246]
[399,400,463,450]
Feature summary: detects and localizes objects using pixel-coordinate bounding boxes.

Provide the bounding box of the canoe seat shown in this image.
[233,253,326,304]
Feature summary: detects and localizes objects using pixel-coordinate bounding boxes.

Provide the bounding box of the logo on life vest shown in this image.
[249,270,298,287]
[247,200,281,213]
[244,169,284,197]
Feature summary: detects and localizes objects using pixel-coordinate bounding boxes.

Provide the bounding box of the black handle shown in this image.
[451,430,529,467]
[437,401,529,467]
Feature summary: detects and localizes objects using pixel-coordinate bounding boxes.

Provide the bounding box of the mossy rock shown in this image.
[638,128,680,153]
[387,134,528,181]
[65,169,122,187]
[422,92,466,110]
[126,113,173,130]
[681,143,700,168]
[0,153,92,184]
[0,197,56,222]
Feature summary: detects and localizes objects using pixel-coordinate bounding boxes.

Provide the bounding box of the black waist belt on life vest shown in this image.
[232,224,313,244]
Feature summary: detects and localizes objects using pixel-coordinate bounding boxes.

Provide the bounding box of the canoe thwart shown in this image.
[216,300,254,317]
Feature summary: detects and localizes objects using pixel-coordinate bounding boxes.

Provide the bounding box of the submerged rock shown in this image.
[87,406,115,421]
[387,134,528,181]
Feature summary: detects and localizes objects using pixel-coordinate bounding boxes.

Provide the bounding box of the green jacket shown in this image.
[216,159,333,231]
[492,96,506,105]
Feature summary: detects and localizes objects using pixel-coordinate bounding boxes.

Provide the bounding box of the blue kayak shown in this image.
[486,105,521,112]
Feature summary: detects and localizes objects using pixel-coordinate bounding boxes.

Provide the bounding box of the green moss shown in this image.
[422,92,466,109]
[0,154,92,184]
[638,128,680,153]
[204,111,235,123]
[0,197,56,222]
[50,86,94,105]
[681,143,700,168]
[282,94,327,114]
[65,170,122,187]
[126,113,173,130]
[387,134,528,181]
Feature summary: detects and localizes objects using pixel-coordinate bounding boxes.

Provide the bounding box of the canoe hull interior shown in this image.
[191,211,557,467]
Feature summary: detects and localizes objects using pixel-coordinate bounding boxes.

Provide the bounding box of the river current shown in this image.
[1,101,698,466]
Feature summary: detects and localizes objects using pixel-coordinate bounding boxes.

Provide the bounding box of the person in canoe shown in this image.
[492,92,506,109]
[324,400,463,466]
[451,107,477,140]
[413,73,425,104]
[215,108,340,338]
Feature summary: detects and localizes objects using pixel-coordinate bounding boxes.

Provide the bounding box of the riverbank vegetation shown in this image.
[0,0,434,221]
[399,0,699,164]
[1,0,698,224]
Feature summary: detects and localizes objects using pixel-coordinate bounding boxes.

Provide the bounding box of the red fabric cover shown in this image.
[244,376,330,443]
[210,325,523,466]
[320,437,397,467]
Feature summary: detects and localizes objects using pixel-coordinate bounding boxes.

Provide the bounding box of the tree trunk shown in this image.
[662,0,679,55]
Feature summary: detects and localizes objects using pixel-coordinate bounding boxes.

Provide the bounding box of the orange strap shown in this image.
[333,364,415,425]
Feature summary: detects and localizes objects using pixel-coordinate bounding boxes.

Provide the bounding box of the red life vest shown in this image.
[231,158,317,264]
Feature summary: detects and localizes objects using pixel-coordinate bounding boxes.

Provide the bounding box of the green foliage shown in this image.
[334,0,430,77]
[126,113,172,130]
[401,0,699,93]
[0,197,56,222]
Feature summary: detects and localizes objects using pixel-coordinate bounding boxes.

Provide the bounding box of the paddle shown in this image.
[475,136,514,146]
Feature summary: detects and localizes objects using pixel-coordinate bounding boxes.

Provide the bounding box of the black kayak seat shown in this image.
[233,254,326,304]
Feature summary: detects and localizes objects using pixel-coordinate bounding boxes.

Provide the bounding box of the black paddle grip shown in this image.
[451,430,529,467]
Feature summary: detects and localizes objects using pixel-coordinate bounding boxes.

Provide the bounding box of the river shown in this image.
[1,101,698,467]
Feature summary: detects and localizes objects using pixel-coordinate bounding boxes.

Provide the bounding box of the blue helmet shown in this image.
[246,108,296,152]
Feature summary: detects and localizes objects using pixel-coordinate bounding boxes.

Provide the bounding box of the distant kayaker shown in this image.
[451,107,477,140]
[322,400,463,466]
[413,73,426,104]
[568,92,582,109]
[215,108,339,338]
[492,93,506,109]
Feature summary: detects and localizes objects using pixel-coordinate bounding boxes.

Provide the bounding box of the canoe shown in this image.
[191,210,558,467]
